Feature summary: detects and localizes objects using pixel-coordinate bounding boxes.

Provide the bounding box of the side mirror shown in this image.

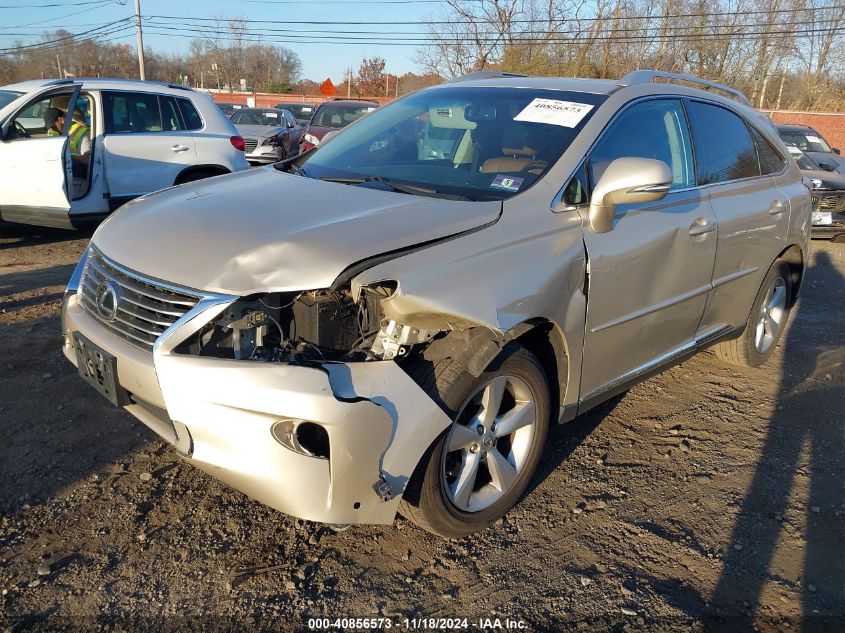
[833,147,841,155]
[818,162,834,172]
[588,157,672,233]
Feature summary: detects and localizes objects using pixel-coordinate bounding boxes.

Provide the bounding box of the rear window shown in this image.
[178,98,203,130]
[103,91,161,134]
[686,101,760,184]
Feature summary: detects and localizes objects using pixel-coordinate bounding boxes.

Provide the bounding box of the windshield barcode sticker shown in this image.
[514,99,594,128]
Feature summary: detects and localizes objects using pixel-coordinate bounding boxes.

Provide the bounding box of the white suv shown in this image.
[0,78,250,228]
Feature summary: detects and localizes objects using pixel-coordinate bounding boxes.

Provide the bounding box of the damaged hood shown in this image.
[234,124,286,139]
[92,167,501,295]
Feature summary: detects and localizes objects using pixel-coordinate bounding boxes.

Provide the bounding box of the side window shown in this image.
[750,126,786,175]
[160,96,185,132]
[561,164,588,207]
[10,90,76,137]
[103,91,162,134]
[588,99,695,191]
[686,101,760,184]
[178,98,203,131]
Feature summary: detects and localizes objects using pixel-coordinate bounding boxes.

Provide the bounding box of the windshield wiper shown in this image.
[318,176,475,201]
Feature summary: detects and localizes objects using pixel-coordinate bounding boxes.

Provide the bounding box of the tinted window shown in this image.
[751,127,786,175]
[103,91,161,134]
[160,96,184,132]
[687,101,760,184]
[588,99,695,190]
[178,98,203,130]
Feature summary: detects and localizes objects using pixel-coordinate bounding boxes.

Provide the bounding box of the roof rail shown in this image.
[447,70,531,83]
[619,70,751,107]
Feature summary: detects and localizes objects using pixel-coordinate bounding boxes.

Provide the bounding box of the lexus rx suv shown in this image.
[61,71,810,537]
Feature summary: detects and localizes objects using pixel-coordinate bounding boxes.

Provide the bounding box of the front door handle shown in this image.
[171,145,190,153]
[769,200,787,215]
[689,217,716,237]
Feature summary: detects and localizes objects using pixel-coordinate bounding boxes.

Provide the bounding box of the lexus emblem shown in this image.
[95,280,121,321]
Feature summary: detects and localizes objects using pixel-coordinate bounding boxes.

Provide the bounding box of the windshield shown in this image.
[780,130,833,153]
[296,86,606,201]
[0,90,23,111]
[283,104,315,120]
[311,103,376,128]
[231,109,284,126]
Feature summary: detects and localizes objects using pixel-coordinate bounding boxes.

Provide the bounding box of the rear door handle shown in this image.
[689,217,716,237]
[171,145,190,153]
[769,200,787,215]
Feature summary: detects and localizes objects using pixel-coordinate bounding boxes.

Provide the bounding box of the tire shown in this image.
[399,343,550,538]
[713,260,792,368]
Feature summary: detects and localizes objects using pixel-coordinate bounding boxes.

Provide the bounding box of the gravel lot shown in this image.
[0,223,843,632]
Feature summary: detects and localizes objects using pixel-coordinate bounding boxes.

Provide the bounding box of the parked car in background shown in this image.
[61,70,809,538]
[216,102,245,117]
[0,78,249,228]
[231,107,303,164]
[275,102,317,125]
[787,145,845,240]
[777,124,843,172]
[299,98,378,151]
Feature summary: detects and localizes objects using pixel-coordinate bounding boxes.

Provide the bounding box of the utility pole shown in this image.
[56,54,62,78]
[347,68,352,98]
[135,0,146,81]
[385,73,388,97]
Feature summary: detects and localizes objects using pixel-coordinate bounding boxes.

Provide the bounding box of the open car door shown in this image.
[0,84,80,227]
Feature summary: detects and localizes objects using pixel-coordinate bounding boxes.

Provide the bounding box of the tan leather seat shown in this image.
[480,125,547,174]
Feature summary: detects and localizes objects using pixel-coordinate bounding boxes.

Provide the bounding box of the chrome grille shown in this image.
[78,248,202,351]
[817,194,845,212]
[243,137,259,153]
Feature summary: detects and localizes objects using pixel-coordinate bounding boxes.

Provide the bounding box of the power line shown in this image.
[0,0,119,8]
[140,15,845,39]
[146,3,845,26]
[0,18,133,53]
[0,1,113,29]
[138,24,845,46]
[0,25,135,56]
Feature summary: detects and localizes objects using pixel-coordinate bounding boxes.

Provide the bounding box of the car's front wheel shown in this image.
[400,344,549,538]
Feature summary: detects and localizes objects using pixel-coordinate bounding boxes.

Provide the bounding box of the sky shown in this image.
[0,0,442,83]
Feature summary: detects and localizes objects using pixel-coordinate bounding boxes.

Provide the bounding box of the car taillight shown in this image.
[230,136,245,151]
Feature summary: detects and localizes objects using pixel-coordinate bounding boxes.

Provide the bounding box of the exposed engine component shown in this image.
[370,320,434,360]
[177,285,393,363]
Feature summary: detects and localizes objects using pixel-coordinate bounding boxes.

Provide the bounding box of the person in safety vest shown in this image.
[44,106,90,177]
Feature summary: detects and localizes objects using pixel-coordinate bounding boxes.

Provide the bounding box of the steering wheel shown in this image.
[520,160,547,173]
[12,121,30,139]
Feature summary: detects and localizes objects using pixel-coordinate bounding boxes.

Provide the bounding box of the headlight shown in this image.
[260,135,281,147]
[811,179,823,190]
[304,133,320,146]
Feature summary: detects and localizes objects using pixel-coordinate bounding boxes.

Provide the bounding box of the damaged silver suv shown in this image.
[62,71,810,537]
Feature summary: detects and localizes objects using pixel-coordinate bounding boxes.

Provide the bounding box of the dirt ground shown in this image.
[0,222,842,632]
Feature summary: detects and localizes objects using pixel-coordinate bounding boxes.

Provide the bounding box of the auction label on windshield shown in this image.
[514,98,594,127]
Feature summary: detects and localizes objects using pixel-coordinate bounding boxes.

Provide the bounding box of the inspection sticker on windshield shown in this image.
[491,175,524,192]
[514,98,593,128]
[806,135,822,143]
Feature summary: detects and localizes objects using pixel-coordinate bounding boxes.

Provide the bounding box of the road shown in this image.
[1,223,843,632]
